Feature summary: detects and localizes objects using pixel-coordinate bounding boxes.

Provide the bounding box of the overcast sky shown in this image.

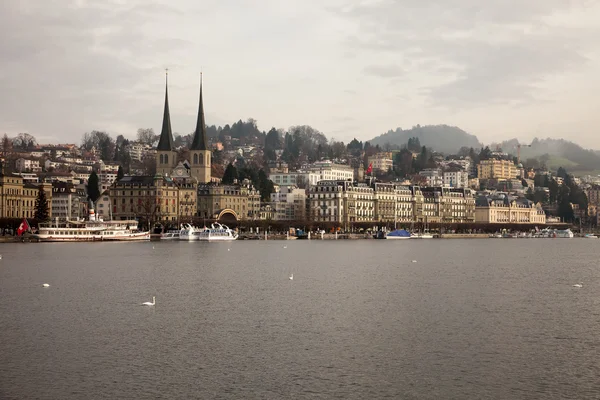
[1,0,599,148]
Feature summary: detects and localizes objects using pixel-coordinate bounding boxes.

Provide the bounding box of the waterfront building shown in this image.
[477,159,517,180]
[419,186,476,223]
[373,182,396,223]
[270,185,307,221]
[475,194,546,224]
[51,182,84,220]
[309,180,374,227]
[197,181,260,221]
[0,171,52,219]
[395,185,414,223]
[109,175,179,223]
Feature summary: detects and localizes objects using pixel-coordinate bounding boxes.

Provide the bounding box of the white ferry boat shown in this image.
[197,223,238,241]
[179,224,201,241]
[160,230,180,240]
[33,206,149,242]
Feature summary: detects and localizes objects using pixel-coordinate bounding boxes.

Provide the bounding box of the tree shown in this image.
[117,165,124,181]
[87,172,101,204]
[12,133,37,151]
[257,169,274,201]
[137,128,158,146]
[407,137,420,152]
[478,146,492,161]
[81,130,115,161]
[222,163,238,184]
[556,167,568,179]
[34,185,50,221]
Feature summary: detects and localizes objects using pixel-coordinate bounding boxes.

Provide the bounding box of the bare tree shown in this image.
[137,128,158,146]
[12,133,37,151]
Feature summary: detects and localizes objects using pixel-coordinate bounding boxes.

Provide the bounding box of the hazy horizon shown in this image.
[1,1,599,149]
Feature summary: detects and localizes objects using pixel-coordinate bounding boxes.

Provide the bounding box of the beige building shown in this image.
[0,171,52,219]
[475,195,546,224]
[109,175,180,224]
[419,187,476,223]
[197,182,260,221]
[309,180,374,227]
[477,159,517,180]
[368,152,393,173]
[270,186,307,221]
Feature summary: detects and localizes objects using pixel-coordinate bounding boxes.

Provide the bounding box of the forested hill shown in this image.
[493,137,600,172]
[369,125,482,154]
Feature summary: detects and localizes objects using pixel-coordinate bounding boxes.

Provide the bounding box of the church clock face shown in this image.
[176,169,183,176]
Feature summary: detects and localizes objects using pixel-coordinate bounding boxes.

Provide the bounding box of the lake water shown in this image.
[1,239,600,399]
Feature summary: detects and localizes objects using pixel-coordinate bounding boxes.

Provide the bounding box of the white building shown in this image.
[51,182,85,220]
[99,171,118,185]
[303,160,354,182]
[270,186,307,221]
[95,192,112,219]
[15,158,41,172]
[443,169,469,188]
[269,172,320,189]
[419,168,443,187]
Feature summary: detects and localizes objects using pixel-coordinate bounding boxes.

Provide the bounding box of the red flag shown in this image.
[366,163,373,174]
[17,219,30,236]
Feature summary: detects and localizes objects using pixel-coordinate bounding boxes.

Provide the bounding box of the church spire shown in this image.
[156,69,174,151]
[190,72,208,151]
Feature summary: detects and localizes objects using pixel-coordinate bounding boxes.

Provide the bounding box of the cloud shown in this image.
[363,64,404,78]
[335,0,595,107]
[0,0,190,139]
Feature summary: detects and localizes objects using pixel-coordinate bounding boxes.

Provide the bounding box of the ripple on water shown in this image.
[1,240,600,399]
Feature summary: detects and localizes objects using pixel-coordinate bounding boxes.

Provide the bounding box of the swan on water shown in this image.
[283,245,287,249]
[142,296,156,306]
[412,260,417,263]
[289,274,294,280]
[573,283,583,288]
[42,283,50,287]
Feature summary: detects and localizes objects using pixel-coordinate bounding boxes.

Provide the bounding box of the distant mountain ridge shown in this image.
[493,138,600,172]
[369,124,482,154]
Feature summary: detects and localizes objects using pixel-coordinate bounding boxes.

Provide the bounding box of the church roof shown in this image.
[156,72,174,151]
[190,74,208,151]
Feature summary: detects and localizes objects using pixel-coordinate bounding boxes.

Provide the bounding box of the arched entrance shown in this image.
[214,208,238,224]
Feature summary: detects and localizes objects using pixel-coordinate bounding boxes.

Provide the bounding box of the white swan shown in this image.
[142,296,156,306]
[42,283,50,287]
[573,283,583,288]
[411,260,417,263]
[289,274,294,280]
[283,245,287,249]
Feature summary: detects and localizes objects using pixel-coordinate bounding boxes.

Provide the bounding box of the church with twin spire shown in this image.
[155,72,211,183]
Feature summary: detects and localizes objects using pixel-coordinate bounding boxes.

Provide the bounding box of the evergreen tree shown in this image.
[222,163,238,184]
[257,169,274,202]
[117,165,124,181]
[34,185,50,221]
[87,171,101,204]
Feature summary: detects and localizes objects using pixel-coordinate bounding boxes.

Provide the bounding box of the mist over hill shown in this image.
[493,137,600,172]
[369,125,482,154]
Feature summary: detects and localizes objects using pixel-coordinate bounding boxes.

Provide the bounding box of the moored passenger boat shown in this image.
[33,202,150,242]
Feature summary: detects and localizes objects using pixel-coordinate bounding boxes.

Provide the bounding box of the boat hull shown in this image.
[33,232,150,242]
